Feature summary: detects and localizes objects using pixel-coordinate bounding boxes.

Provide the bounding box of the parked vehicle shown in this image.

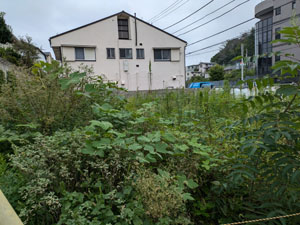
[189,82,214,89]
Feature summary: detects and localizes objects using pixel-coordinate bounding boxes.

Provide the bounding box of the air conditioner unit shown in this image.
[121,80,125,85]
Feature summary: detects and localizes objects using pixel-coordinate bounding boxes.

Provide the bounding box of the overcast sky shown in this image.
[2,0,261,66]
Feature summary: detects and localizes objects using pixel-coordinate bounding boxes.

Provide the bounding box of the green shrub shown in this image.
[134,169,187,221]
[208,64,225,81]
[0,61,123,134]
[0,47,21,65]
[0,69,5,85]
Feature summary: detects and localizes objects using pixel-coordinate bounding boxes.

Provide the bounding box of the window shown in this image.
[154,49,171,61]
[292,1,296,9]
[275,7,281,15]
[119,48,132,59]
[136,49,144,59]
[118,19,129,39]
[75,47,84,60]
[275,55,281,62]
[275,27,281,40]
[106,48,115,59]
[75,47,96,61]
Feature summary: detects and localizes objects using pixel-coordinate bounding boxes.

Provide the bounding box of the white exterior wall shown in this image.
[50,14,186,91]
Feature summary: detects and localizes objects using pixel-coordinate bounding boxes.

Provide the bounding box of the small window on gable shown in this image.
[136,49,144,59]
[120,48,132,59]
[75,47,96,61]
[107,48,115,59]
[118,18,129,39]
[275,7,281,15]
[154,49,171,61]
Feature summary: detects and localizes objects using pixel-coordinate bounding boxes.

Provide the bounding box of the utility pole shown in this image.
[241,44,244,81]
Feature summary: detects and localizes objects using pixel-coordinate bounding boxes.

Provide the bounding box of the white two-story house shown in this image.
[49,11,187,91]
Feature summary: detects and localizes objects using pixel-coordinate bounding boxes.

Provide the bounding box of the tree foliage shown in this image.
[208,64,225,81]
[0,12,13,44]
[211,28,255,65]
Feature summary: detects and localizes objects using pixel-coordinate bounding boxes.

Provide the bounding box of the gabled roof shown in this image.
[49,11,187,44]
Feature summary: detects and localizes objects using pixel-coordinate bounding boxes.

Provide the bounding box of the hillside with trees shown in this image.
[211,28,255,65]
[0,12,40,68]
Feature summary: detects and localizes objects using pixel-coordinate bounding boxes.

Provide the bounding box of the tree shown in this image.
[0,12,13,44]
[208,64,225,81]
[211,28,255,65]
[13,36,39,68]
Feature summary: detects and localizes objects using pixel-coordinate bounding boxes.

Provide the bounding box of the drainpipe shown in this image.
[134,13,138,46]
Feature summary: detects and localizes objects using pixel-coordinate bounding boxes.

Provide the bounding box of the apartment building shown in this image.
[186,62,214,80]
[49,11,187,91]
[255,0,300,75]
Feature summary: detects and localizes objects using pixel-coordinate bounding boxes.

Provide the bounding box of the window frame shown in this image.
[154,49,171,61]
[275,7,281,16]
[119,48,132,59]
[75,47,85,61]
[275,27,281,40]
[292,0,296,9]
[74,47,96,61]
[118,18,129,40]
[106,48,115,59]
[136,48,145,59]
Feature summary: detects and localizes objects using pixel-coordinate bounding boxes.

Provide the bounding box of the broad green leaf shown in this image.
[155,142,169,154]
[137,135,150,143]
[182,193,194,201]
[175,144,189,152]
[90,120,113,130]
[276,85,298,96]
[144,144,155,153]
[162,132,176,143]
[186,179,199,189]
[128,143,143,151]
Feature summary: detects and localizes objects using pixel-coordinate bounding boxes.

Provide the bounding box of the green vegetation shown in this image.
[224,68,255,81]
[0,14,41,68]
[208,64,225,81]
[0,12,13,44]
[211,28,255,65]
[0,25,300,225]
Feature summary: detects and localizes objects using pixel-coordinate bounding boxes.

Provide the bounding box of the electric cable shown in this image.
[164,0,214,30]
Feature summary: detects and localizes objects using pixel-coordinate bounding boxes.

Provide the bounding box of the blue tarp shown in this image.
[189,82,213,88]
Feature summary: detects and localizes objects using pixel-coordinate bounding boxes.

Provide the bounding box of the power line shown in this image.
[185,1,298,59]
[173,0,236,34]
[148,0,184,23]
[186,48,221,57]
[186,40,229,55]
[164,0,214,30]
[151,0,190,23]
[186,30,254,56]
[188,18,256,47]
[186,14,299,57]
[178,0,251,36]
